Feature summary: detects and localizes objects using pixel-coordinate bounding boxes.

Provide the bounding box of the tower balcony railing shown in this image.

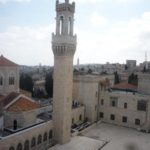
[52,32,77,44]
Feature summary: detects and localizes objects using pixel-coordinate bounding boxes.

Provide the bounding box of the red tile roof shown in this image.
[0,55,18,67]
[112,82,137,91]
[7,97,39,112]
[0,92,20,107]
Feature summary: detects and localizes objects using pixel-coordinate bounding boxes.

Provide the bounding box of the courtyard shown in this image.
[50,123,150,150]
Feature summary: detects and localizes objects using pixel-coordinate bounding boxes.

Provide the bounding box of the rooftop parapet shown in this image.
[56,0,75,13]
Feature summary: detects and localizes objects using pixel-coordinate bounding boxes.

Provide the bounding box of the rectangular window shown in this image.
[124,103,127,109]
[137,100,147,111]
[122,116,127,123]
[101,99,104,105]
[9,77,15,85]
[96,91,98,97]
[135,119,140,125]
[79,114,82,121]
[112,101,116,107]
[95,105,97,111]
[110,114,115,120]
[99,112,104,118]
[72,118,74,124]
[0,77,3,85]
[110,97,118,107]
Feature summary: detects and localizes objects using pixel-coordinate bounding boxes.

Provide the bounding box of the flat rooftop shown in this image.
[49,123,150,150]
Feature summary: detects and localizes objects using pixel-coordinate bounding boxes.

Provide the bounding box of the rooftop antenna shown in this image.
[145,51,148,69]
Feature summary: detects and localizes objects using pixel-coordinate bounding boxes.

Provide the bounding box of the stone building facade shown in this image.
[0,55,19,96]
[0,120,54,150]
[99,88,150,131]
[138,73,150,95]
[72,106,85,125]
[73,75,114,123]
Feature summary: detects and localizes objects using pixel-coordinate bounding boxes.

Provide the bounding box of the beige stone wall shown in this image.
[53,56,74,144]
[72,106,85,125]
[4,110,36,129]
[0,66,19,96]
[0,120,53,150]
[73,76,98,123]
[138,73,150,95]
[73,75,114,123]
[99,90,150,130]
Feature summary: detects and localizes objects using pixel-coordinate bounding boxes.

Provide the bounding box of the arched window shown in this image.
[9,146,15,150]
[43,132,47,142]
[17,143,22,150]
[49,130,53,139]
[68,17,71,35]
[24,140,29,150]
[31,137,36,147]
[37,134,42,144]
[9,75,15,85]
[0,76,3,86]
[13,119,17,130]
[60,16,64,35]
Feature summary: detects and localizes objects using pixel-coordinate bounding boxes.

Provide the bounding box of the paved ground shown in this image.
[49,123,150,150]
[49,136,105,150]
[83,123,150,150]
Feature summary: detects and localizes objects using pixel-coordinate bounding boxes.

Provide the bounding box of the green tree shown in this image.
[20,73,33,93]
[143,66,146,73]
[114,71,120,84]
[128,73,138,86]
[45,73,53,98]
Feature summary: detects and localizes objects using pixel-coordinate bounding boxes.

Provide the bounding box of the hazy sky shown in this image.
[0,0,150,66]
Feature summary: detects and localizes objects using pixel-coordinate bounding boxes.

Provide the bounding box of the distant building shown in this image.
[126,60,136,71]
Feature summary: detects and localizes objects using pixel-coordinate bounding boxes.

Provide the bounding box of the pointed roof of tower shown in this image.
[0,55,18,67]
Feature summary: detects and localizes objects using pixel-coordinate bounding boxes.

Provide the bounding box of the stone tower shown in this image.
[52,0,77,144]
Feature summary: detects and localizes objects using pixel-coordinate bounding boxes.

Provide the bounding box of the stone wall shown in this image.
[0,66,19,96]
[99,90,150,130]
[4,110,37,129]
[138,73,150,95]
[0,120,54,150]
[73,75,114,123]
[72,106,85,125]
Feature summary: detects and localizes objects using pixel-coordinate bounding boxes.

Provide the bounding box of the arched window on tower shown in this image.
[68,17,71,35]
[60,16,64,35]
